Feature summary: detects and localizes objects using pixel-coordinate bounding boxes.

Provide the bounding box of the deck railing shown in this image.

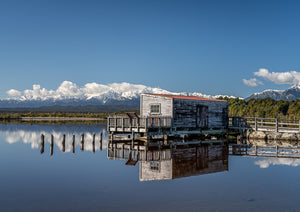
[107,116,173,132]
[229,117,300,133]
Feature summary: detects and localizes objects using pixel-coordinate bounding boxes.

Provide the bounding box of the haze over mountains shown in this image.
[1,81,300,110]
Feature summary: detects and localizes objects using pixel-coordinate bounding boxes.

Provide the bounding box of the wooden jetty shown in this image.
[229,117,300,133]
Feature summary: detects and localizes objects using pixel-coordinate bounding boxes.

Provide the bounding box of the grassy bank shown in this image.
[0,110,139,122]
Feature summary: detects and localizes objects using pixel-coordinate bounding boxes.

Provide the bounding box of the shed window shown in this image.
[150,104,160,114]
[150,162,159,171]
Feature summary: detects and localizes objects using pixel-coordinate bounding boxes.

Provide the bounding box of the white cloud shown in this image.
[6,89,21,97]
[5,81,170,100]
[6,81,229,101]
[56,81,82,97]
[254,68,300,85]
[242,78,263,87]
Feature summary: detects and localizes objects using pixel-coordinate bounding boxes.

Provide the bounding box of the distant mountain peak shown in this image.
[247,84,300,101]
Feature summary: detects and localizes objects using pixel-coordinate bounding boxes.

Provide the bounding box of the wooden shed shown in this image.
[140,93,228,130]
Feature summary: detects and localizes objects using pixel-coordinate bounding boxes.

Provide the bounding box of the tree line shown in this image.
[218,97,300,119]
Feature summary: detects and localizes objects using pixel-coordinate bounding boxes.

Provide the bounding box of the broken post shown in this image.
[40,134,45,154]
[50,134,54,156]
[62,134,66,152]
[81,133,84,152]
[72,134,75,154]
[99,132,103,151]
[92,133,95,154]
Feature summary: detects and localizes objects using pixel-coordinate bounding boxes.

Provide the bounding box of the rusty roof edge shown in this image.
[142,93,227,102]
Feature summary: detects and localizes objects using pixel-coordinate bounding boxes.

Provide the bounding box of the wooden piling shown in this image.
[131,132,134,150]
[62,134,66,152]
[72,134,75,154]
[81,133,84,152]
[92,133,95,154]
[50,134,54,156]
[40,134,45,154]
[99,132,103,151]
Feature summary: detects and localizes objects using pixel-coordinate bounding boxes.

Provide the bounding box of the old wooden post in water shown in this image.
[92,133,95,154]
[62,134,66,153]
[50,134,54,156]
[81,133,84,152]
[72,134,75,154]
[99,132,103,151]
[40,134,45,154]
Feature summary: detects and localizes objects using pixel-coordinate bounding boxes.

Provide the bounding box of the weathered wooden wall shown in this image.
[140,94,228,129]
[139,145,228,181]
[172,145,228,179]
[140,94,173,117]
[173,99,228,129]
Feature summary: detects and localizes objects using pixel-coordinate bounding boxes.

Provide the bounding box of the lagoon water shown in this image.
[0,123,300,212]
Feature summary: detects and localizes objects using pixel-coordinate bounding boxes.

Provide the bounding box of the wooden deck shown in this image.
[107,116,173,133]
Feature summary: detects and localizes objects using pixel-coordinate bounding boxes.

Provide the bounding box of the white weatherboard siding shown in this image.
[140,94,173,117]
[139,160,173,181]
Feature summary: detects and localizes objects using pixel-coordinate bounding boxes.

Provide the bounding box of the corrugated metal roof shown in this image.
[144,93,227,102]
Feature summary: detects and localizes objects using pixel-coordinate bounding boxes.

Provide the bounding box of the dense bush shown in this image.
[218,97,300,119]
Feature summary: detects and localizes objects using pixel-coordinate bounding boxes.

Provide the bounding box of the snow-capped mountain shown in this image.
[0,81,233,108]
[247,84,300,101]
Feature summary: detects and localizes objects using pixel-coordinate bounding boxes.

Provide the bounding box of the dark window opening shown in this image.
[150,104,160,114]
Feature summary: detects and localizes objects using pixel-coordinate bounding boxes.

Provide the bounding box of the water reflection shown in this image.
[2,123,300,178]
[108,142,228,181]
[248,140,300,169]
[255,158,300,168]
[0,123,109,153]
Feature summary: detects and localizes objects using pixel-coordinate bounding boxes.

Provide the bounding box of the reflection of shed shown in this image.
[139,145,228,181]
[140,94,228,129]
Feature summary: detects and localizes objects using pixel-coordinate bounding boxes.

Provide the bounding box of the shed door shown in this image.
[196,105,208,128]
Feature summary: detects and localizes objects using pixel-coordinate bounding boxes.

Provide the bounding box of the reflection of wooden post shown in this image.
[99,132,103,151]
[62,134,66,152]
[72,135,75,154]
[40,134,44,154]
[131,132,134,149]
[50,134,54,156]
[92,133,95,154]
[81,133,84,152]
[276,119,279,132]
[276,145,278,156]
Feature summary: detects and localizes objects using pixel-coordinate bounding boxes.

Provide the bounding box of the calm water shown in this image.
[0,123,300,212]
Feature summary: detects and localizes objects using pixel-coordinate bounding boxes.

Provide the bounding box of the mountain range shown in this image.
[246,84,300,101]
[1,81,300,110]
[0,81,234,109]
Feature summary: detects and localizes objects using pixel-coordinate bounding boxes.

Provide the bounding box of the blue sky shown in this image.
[1,0,300,99]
